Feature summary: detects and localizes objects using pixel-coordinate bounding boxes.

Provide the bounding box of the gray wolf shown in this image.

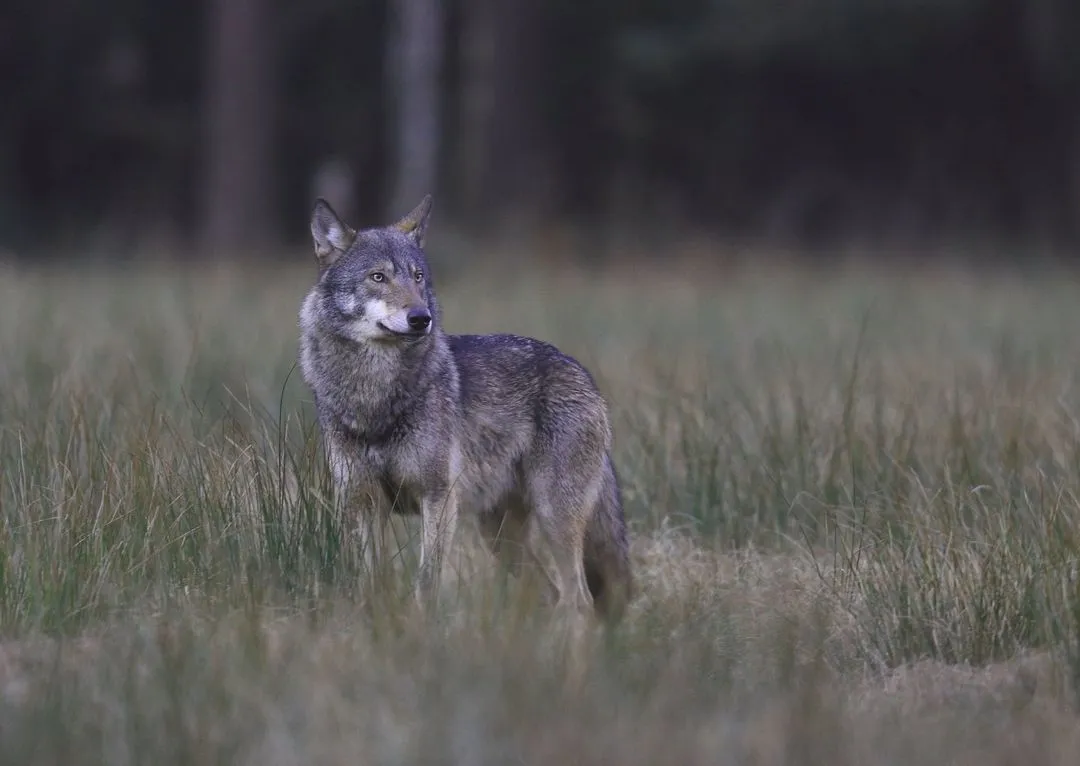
[296,195,634,622]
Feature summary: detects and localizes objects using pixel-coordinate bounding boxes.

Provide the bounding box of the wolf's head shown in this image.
[306,196,439,346]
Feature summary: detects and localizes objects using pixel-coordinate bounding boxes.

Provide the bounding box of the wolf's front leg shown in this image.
[340,481,392,579]
[328,440,392,578]
[416,487,460,608]
[355,505,393,578]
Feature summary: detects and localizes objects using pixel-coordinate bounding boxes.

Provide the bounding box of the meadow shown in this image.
[2,247,1080,764]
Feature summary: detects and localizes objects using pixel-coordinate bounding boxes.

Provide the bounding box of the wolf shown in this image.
[296,195,634,622]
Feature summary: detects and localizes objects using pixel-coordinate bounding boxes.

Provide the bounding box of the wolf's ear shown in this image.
[310,198,356,267]
[392,195,433,248]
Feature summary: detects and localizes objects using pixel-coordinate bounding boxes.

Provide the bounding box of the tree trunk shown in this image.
[387,0,444,218]
[200,0,275,255]
[454,0,496,225]
[1022,0,1079,245]
[454,0,546,235]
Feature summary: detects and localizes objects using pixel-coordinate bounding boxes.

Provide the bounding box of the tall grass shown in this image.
[1,256,1080,763]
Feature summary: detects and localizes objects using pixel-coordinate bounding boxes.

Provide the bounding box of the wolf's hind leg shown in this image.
[478,501,557,605]
[524,469,598,615]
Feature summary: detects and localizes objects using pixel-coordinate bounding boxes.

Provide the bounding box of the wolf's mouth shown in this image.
[376,322,430,341]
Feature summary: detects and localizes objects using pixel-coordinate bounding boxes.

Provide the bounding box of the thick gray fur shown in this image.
[297,196,634,622]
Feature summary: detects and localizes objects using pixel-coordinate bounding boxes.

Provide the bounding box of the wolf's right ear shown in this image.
[310,198,356,267]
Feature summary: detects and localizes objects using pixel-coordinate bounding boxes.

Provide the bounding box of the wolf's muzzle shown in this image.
[407,308,432,333]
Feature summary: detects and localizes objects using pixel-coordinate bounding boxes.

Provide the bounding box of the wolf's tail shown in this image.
[583,453,634,624]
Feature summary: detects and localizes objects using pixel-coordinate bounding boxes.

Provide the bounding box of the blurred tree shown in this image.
[200,0,276,254]
[387,0,444,218]
[450,0,548,234]
[452,0,495,226]
[4,0,1080,256]
[274,0,388,227]
[1021,0,1080,240]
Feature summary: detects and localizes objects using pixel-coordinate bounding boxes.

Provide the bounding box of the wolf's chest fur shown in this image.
[305,330,436,436]
[303,328,460,512]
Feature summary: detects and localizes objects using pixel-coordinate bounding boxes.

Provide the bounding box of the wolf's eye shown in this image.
[370,272,385,283]
[414,270,424,282]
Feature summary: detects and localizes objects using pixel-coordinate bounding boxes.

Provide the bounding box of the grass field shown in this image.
[3,251,1080,764]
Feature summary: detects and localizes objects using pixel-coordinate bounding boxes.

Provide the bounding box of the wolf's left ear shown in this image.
[310,198,356,268]
[392,195,433,248]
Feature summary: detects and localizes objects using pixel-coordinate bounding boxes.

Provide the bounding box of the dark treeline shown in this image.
[2,0,1079,257]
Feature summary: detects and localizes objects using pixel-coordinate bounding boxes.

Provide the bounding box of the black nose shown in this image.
[407,308,432,332]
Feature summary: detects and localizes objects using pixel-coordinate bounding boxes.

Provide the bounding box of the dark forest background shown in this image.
[2,0,1080,260]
